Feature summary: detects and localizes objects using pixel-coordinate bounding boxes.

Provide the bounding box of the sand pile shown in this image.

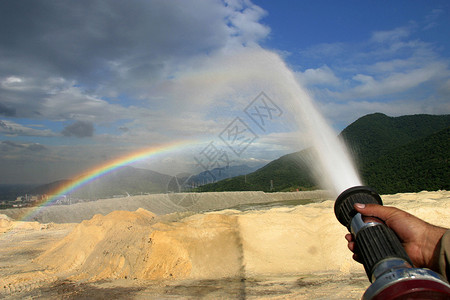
[0,214,12,231]
[0,213,48,233]
[35,208,244,281]
[380,190,449,228]
[36,209,157,281]
[35,191,449,283]
[238,203,353,276]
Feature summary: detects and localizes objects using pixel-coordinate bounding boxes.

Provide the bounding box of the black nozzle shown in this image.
[334,186,382,230]
[335,186,411,279]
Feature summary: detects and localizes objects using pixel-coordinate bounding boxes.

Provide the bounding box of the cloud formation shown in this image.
[0,0,275,183]
[0,140,48,152]
[62,121,94,138]
[0,0,269,121]
[0,120,56,137]
[0,0,272,145]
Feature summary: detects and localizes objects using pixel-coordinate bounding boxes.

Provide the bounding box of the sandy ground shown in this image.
[0,190,448,299]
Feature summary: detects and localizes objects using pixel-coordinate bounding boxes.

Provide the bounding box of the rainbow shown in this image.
[17,139,198,222]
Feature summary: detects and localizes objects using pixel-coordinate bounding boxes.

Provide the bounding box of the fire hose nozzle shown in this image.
[335,186,450,299]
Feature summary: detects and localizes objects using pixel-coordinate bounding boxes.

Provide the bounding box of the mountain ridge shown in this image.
[198,113,450,194]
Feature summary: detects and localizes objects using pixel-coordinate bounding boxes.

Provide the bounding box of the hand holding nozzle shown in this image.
[345,202,447,276]
[335,186,450,299]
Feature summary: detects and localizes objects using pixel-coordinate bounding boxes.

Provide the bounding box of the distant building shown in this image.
[30,195,41,202]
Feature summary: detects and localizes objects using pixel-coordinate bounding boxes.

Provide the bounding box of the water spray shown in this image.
[335,186,450,299]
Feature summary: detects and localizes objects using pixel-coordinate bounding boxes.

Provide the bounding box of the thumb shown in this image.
[353,203,401,223]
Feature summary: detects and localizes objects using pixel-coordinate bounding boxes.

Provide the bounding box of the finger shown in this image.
[345,233,356,252]
[347,241,356,252]
[353,253,362,264]
[353,203,403,222]
[345,233,353,242]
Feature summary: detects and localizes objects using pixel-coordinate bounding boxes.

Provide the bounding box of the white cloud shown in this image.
[0,120,56,137]
[368,58,419,73]
[296,65,340,86]
[253,131,306,153]
[370,26,412,43]
[1,76,23,87]
[423,9,444,30]
[41,85,134,123]
[224,1,270,47]
[339,62,447,99]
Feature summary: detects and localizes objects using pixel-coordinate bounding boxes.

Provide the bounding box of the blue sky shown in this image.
[0,0,449,184]
[256,1,450,51]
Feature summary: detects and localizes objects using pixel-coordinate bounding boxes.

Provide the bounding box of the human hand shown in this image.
[345,203,447,273]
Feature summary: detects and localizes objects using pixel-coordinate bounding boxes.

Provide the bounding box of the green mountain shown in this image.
[361,127,449,193]
[340,113,450,165]
[197,149,316,192]
[198,113,450,194]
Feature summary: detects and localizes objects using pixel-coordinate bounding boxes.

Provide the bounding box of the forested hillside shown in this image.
[361,127,449,193]
[198,113,450,194]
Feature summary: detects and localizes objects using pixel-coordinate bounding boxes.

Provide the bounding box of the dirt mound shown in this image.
[33,191,449,283]
[35,208,243,281]
[0,214,13,231]
[0,213,45,233]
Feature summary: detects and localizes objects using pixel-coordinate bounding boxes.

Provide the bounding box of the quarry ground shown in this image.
[0,190,448,299]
